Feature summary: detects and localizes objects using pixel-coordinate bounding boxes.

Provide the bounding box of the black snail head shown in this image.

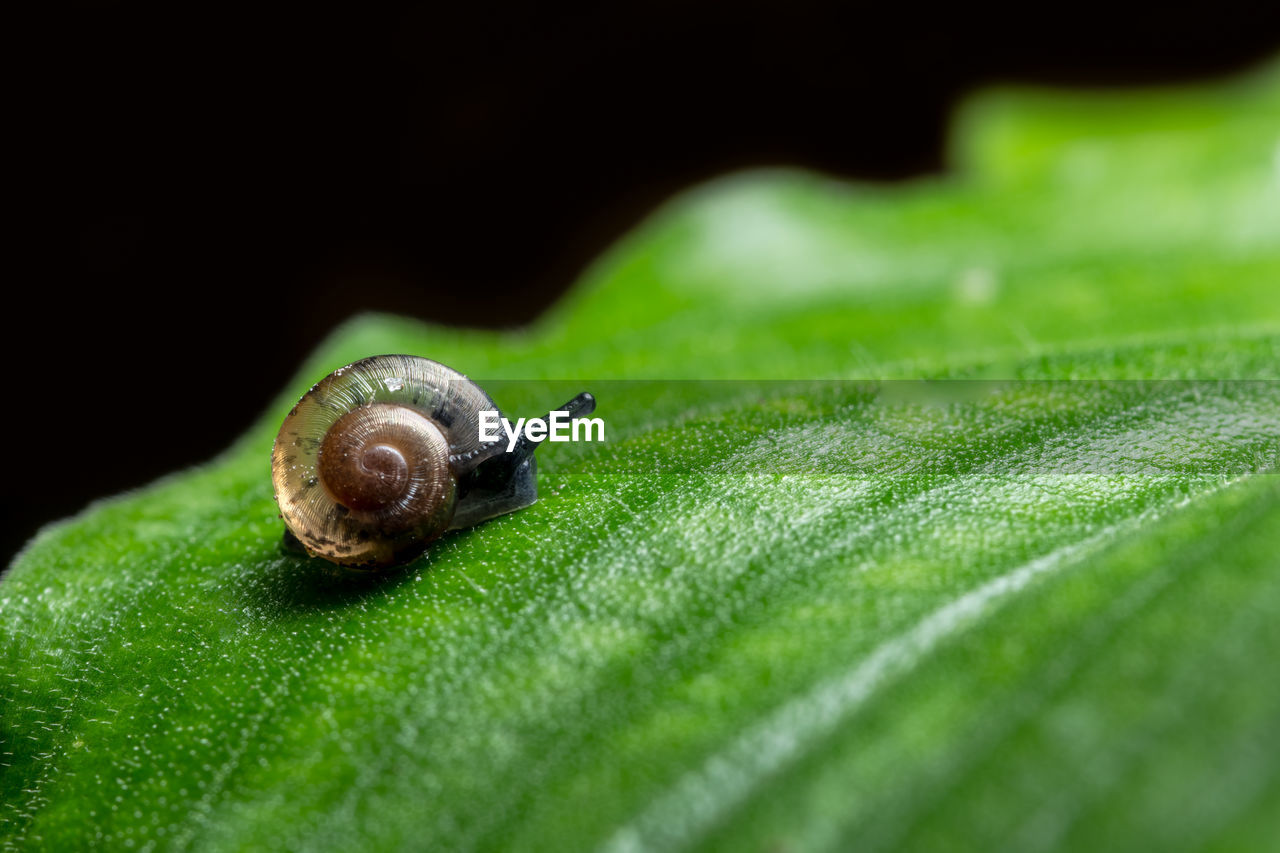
[271,354,596,569]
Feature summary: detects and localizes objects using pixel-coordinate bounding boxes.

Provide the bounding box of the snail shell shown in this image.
[271,354,594,569]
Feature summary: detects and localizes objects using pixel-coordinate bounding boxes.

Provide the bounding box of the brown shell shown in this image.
[271,355,506,568]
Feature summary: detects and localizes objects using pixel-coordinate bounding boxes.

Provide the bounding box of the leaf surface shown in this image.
[3,63,1280,852]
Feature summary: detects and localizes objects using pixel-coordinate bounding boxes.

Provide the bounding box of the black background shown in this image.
[7,5,1280,563]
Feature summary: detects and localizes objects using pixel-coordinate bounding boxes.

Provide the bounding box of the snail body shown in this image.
[271,354,594,569]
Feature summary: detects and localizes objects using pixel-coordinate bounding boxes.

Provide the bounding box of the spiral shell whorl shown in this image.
[317,402,453,517]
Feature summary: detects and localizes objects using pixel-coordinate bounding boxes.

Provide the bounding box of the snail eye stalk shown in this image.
[454,391,598,530]
[509,392,598,463]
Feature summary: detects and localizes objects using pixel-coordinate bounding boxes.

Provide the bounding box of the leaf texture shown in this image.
[3,62,1280,851]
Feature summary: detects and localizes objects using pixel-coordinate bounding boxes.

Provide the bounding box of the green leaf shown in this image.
[4,63,1280,851]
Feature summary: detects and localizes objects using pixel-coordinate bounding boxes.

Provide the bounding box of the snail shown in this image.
[271,354,596,569]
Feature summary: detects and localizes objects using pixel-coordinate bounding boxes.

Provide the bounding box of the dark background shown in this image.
[7,5,1280,563]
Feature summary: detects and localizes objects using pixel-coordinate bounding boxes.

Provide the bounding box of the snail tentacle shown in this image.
[508,391,598,462]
